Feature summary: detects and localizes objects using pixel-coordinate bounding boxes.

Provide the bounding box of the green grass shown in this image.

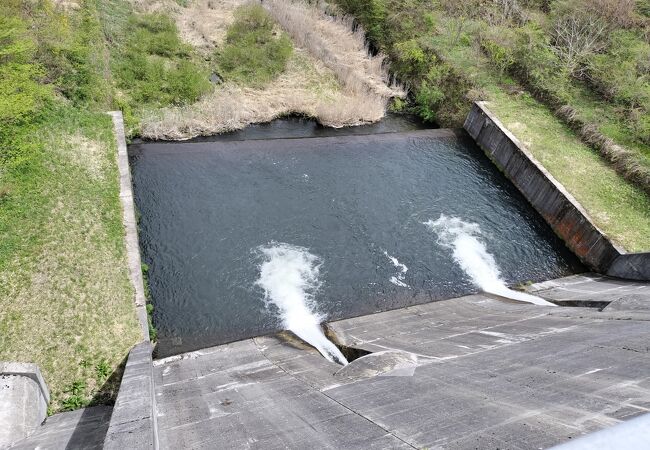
[486,89,650,252]
[216,4,293,87]
[112,11,211,130]
[0,107,141,412]
[0,0,143,412]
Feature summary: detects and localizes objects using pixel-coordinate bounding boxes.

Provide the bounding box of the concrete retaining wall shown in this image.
[607,252,650,281]
[103,342,158,449]
[464,102,649,280]
[109,111,150,340]
[0,363,50,448]
[106,112,158,449]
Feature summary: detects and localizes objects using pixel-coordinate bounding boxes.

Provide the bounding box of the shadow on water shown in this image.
[129,115,584,358]
[131,113,433,144]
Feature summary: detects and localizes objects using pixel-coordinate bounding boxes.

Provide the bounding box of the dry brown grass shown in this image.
[263,0,404,98]
[52,0,80,9]
[141,49,387,139]
[174,0,243,53]
[135,0,403,139]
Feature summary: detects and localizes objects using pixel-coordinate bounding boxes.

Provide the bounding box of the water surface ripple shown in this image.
[129,121,583,357]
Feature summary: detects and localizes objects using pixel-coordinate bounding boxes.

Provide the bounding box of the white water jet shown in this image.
[256,243,349,365]
[383,250,410,288]
[424,215,556,307]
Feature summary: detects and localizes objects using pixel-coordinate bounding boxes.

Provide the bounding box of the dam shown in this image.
[3,110,648,450]
[128,118,582,358]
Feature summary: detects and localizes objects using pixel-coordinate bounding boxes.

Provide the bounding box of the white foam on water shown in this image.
[255,243,348,365]
[383,250,410,288]
[424,215,556,307]
[389,276,409,288]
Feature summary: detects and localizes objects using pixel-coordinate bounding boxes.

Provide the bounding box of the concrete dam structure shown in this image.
[2,106,649,449]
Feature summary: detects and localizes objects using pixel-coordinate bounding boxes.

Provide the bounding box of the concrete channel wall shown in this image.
[105,111,159,449]
[464,102,649,280]
[109,111,151,340]
[103,342,158,449]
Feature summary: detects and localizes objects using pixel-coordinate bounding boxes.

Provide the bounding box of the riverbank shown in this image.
[0,2,142,412]
[332,0,650,253]
[0,107,142,412]
[123,0,404,139]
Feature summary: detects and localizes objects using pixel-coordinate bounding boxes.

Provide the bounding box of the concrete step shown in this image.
[528,273,650,311]
[7,406,112,450]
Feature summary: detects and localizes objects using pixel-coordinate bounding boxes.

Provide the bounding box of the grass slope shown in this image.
[333,0,650,252]
[0,0,145,412]
[0,107,141,412]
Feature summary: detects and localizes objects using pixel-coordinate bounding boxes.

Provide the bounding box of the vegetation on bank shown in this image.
[139,0,400,139]
[218,4,293,86]
[96,0,211,133]
[0,0,144,412]
[0,0,397,411]
[334,0,650,251]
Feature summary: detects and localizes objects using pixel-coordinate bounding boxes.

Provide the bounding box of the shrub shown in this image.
[630,108,650,144]
[393,39,429,80]
[511,23,571,104]
[114,13,210,108]
[481,37,515,74]
[587,30,650,108]
[550,12,607,78]
[585,0,637,29]
[334,0,388,47]
[217,4,292,87]
[415,60,473,125]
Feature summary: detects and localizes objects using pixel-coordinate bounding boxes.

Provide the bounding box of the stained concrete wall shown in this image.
[0,363,50,448]
[109,111,150,341]
[464,102,649,280]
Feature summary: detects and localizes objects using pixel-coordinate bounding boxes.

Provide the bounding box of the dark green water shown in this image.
[129,117,583,357]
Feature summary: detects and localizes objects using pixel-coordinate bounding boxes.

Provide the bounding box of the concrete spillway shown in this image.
[149,274,650,449]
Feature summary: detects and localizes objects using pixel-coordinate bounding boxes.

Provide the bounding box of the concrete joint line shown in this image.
[251,338,418,449]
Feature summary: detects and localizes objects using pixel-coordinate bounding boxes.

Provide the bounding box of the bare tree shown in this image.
[494,0,526,25]
[551,13,607,78]
[586,0,636,29]
[440,0,478,44]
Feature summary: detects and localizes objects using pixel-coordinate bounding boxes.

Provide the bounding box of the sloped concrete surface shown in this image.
[529,273,649,311]
[153,294,650,449]
[551,411,650,449]
[153,339,411,449]
[7,406,111,450]
[104,342,158,449]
